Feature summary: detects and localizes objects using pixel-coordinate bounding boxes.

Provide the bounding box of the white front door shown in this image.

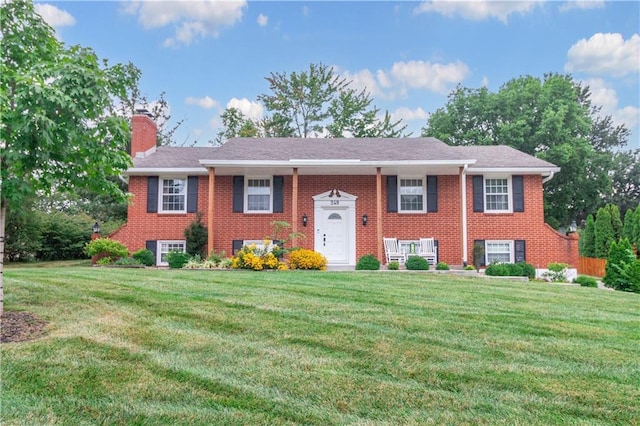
[317,209,349,263]
[313,189,357,265]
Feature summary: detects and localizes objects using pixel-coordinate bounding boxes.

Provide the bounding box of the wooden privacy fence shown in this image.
[578,257,606,278]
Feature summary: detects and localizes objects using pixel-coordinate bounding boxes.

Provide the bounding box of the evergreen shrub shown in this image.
[132,249,155,266]
[356,254,381,270]
[406,256,429,270]
[574,276,598,288]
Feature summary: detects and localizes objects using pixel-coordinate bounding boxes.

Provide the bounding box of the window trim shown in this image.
[397,177,426,213]
[158,177,187,214]
[245,177,273,213]
[157,240,186,266]
[485,240,514,264]
[484,175,512,213]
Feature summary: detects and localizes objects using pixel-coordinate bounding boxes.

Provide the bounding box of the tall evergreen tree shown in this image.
[579,214,596,258]
[594,207,615,258]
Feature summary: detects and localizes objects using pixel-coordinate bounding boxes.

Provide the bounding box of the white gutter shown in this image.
[461,164,468,265]
[542,171,556,184]
[126,167,208,176]
[198,159,477,168]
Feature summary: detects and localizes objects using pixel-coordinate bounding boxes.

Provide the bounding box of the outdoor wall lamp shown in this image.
[92,222,101,234]
[362,214,368,226]
[569,220,577,233]
[302,213,308,227]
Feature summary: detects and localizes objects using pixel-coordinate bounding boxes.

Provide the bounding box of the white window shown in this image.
[157,240,186,266]
[160,178,186,213]
[399,178,425,212]
[246,178,272,212]
[485,240,514,264]
[485,177,511,213]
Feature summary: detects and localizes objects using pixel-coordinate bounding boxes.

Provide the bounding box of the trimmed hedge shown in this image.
[406,256,430,270]
[356,254,381,270]
[485,262,535,278]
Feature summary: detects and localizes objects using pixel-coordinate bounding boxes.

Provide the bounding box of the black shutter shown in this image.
[232,239,244,255]
[427,176,438,213]
[233,176,244,213]
[512,175,524,212]
[515,240,526,263]
[273,176,284,213]
[187,176,198,213]
[474,240,486,267]
[387,176,398,213]
[147,176,158,213]
[473,175,484,213]
[145,240,157,265]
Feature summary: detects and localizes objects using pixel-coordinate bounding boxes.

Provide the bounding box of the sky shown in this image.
[36,0,639,149]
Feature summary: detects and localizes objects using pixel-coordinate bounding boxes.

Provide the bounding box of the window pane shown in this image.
[400,179,423,211]
[162,179,186,211]
[160,242,185,263]
[247,179,271,211]
[486,241,512,264]
[485,178,509,211]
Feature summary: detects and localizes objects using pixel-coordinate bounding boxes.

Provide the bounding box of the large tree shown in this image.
[214,63,407,142]
[0,0,140,315]
[423,74,633,228]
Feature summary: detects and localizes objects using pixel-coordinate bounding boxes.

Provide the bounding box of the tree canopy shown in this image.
[423,73,636,228]
[214,63,407,144]
[0,0,140,314]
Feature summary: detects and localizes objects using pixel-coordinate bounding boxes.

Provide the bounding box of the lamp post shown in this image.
[569,220,577,233]
[91,222,101,265]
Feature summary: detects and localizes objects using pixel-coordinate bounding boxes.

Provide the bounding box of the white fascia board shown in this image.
[468,166,561,175]
[199,159,477,168]
[125,167,208,176]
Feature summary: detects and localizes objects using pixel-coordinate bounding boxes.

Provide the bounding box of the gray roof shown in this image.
[206,137,461,161]
[128,138,558,174]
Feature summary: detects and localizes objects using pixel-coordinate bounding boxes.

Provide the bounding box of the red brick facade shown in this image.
[113,172,579,268]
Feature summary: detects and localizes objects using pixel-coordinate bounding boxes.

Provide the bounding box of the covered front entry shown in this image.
[313,190,357,265]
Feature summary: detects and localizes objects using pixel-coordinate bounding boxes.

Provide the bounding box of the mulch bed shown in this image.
[1,311,48,343]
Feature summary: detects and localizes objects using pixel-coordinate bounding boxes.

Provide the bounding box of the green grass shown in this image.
[2,266,639,425]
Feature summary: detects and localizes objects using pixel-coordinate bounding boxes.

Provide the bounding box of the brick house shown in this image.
[112,112,579,269]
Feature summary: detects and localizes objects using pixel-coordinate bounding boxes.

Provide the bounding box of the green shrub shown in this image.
[604,238,635,290]
[132,249,155,266]
[113,257,142,266]
[406,256,429,270]
[96,257,112,265]
[166,250,190,269]
[356,254,381,270]
[544,262,570,282]
[184,213,208,257]
[574,276,598,288]
[387,261,399,270]
[485,263,513,277]
[519,262,536,279]
[485,262,533,278]
[435,262,450,271]
[464,265,476,271]
[84,238,128,260]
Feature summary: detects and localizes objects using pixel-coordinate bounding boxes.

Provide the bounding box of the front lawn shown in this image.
[1,267,638,425]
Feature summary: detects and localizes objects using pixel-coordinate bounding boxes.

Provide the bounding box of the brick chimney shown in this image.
[131,109,157,157]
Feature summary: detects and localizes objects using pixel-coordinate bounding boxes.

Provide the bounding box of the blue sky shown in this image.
[37,1,639,149]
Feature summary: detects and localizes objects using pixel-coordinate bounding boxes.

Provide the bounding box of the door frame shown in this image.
[312,189,357,265]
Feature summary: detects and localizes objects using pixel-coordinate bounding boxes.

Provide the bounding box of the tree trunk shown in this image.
[0,198,5,317]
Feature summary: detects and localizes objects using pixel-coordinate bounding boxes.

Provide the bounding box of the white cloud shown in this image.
[565,33,640,77]
[559,1,604,12]
[185,96,219,109]
[583,78,639,131]
[389,60,470,95]
[338,60,469,101]
[227,97,263,122]
[257,13,268,27]
[413,0,542,24]
[390,106,430,123]
[123,0,247,47]
[34,3,75,29]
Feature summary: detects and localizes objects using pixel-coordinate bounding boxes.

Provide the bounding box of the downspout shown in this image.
[542,171,555,184]
[461,164,468,266]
